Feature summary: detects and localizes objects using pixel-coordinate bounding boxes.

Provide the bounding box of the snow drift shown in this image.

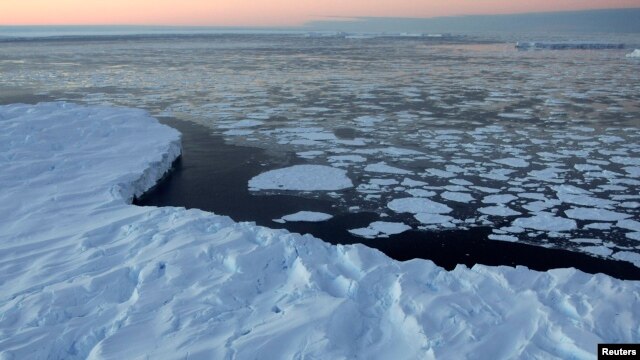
[1,103,639,359]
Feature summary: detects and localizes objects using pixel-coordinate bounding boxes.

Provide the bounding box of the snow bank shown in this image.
[2,103,640,359]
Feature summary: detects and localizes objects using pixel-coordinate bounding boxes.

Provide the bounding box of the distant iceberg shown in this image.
[626,49,640,58]
[516,42,625,50]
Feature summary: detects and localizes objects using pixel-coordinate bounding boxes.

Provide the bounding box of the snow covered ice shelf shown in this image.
[2,103,640,359]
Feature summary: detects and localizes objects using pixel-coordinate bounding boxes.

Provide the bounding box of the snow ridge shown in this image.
[1,103,639,359]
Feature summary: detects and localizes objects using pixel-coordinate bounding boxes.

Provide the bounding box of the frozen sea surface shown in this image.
[1,33,639,264]
[2,102,640,359]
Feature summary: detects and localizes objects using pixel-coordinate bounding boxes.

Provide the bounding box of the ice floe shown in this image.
[479,206,521,217]
[219,119,264,128]
[364,162,412,175]
[414,213,455,226]
[483,194,518,204]
[565,208,632,222]
[617,219,640,232]
[488,234,519,242]
[513,213,578,232]
[249,165,353,191]
[348,221,411,238]
[277,211,333,223]
[441,191,474,203]
[388,197,453,214]
[492,157,530,168]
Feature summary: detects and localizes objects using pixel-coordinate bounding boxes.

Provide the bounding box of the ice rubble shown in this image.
[1,103,640,359]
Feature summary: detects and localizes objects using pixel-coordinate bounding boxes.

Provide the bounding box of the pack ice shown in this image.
[1,103,639,359]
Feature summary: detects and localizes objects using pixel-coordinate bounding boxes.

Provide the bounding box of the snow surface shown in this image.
[248,165,353,191]
[2,103,640,359]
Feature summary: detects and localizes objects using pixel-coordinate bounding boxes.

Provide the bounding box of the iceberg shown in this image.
[627,49,640,58]
[2,103,639,359]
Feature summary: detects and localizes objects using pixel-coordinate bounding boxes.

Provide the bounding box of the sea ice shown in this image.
[222,127,255,136]
[441,191,474,203]
[565,208,632,222]
[613,252,640,267]
[556,193,615,208]
[406,189,437,197]
[517,193,547,201]
[626,232,640,241]
[617,220,640,232]
[513,213,577,232]
[401,178,428,187]
[220,119,264,128]
[488,234,519,242]
[584,222,612,230]
[483,194,517,204]
[492,157,529,168]
[478,206,521,217]
[249,165,353,191]
[413,213,455,225]
[279,211,333,222]
[348,221,411,238]
[387,197,453,214]
[364,162,412,175]
[425,168,455,178]
[523,200,561,212]
[472,186,502,194]
[582,246,614,257]
[354,115,383,127]
[328,155,367,163]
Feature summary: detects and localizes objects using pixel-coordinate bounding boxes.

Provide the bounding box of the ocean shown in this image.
[1,29,639,276]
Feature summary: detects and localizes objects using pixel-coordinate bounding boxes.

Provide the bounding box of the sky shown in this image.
[1,0,639,26]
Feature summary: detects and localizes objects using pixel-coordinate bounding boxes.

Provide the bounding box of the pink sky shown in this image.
[1,0,638,26]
